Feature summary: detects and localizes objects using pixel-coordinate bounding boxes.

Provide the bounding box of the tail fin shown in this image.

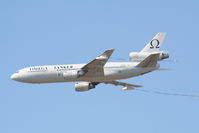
[136,53,160,67]
[141,33,166,52]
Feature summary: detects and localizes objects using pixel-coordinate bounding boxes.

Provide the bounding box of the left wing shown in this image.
[105,80,143,90]
[80,49,114,77]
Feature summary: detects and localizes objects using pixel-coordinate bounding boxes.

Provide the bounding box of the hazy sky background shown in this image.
[1,0,199,133]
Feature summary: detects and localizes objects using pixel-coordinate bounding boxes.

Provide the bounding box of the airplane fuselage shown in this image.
[11,62,159,84]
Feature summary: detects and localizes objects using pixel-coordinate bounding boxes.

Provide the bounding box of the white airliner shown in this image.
[11,33,169,92]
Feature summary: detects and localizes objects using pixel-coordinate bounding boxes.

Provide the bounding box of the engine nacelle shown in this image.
[75,82,96,92]
[159,51,169,60]
[129,51,169,61]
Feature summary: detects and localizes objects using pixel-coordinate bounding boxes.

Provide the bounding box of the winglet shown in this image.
[96,49,115,60]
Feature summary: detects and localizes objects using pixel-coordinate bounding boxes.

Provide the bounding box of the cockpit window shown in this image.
[15,71,19,73]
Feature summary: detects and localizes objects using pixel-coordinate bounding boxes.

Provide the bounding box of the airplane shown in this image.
[11,33,169,92]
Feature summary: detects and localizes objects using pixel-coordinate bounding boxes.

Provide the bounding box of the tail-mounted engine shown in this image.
[129,51,169,61]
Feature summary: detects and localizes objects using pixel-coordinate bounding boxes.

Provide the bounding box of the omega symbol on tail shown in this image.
[150,39,160,49]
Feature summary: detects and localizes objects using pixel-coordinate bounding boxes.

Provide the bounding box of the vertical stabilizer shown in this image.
[141,33,166,52]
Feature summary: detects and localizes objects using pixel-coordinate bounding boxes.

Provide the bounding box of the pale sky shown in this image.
[1,0,199,133]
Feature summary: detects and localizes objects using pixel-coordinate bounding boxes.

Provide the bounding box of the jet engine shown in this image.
[129,51,169,61]
[159,51,169,60]
[75,82,97,92]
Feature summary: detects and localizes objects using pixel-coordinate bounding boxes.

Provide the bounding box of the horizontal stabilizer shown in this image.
[157,68,169,71]
[136,53,160,67]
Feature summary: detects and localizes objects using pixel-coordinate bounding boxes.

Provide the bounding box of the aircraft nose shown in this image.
[11,73,19,81]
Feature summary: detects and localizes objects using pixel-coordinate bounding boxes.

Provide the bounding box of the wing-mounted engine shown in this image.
[75,82,99,92]
[129,51,169,61]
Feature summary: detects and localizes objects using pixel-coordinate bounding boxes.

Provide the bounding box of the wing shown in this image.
[105,80,143,90]
[81,49,114,77]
